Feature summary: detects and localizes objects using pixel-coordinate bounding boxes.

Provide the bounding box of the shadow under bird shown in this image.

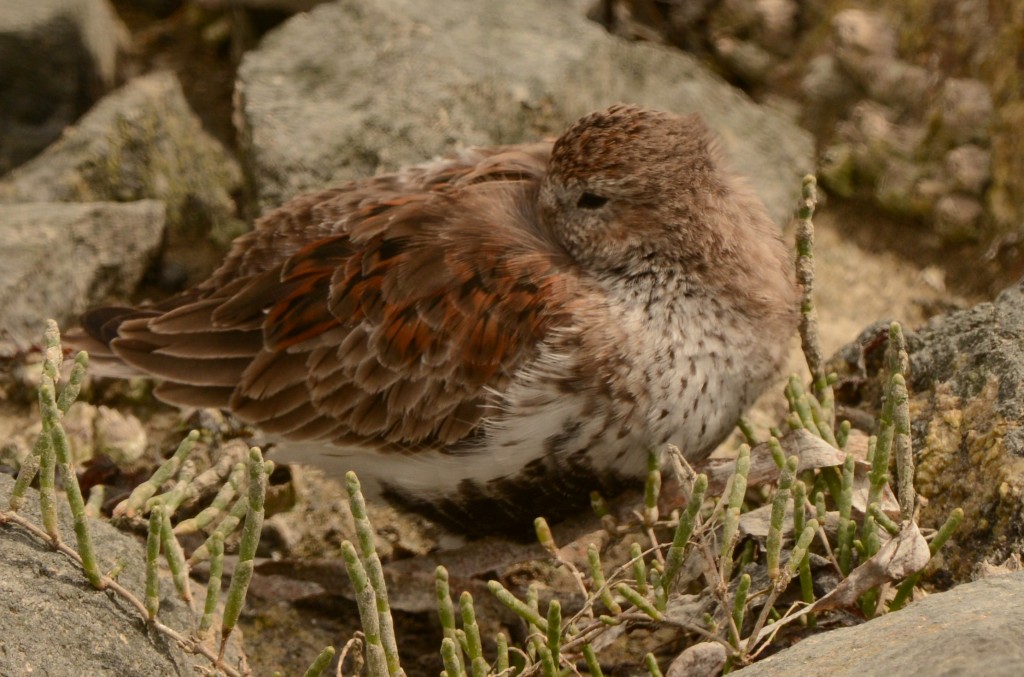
[70,104,798,537]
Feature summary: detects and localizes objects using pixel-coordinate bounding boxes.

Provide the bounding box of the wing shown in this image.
[74,142,581,452]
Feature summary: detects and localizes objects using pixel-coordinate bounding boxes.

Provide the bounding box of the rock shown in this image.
[662,0,719,51]
[832,9,898,75]
[0,72,244,288]
[601,0,1024,251]
[800,54,858,106]
[747,0,799,51]
[831,102,921,182]
[945,144,991,196]
[713,36,774,83]
[0,0,126,173]
[235,0,813,225]
[734,571,1024,676]
[708,0,799,57]
[817,142,857,198]
[672,0,800,86]
[0,474,246,676]
[0,201,165,357]
[907,281,1024,580]
[927,78,994,149]
[859,56,932,111]
[934,193,985,241]
[875,158,953,221]
[874,158,934,217]
[794,4,1010,252]
[62,403,99,465]
[831,281,1024,582]
[94,405,148,467]
[667,641,727,677]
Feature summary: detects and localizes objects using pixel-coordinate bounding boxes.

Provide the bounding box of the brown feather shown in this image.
[154,383,234,408]
[232,382,312,420]
[111,338,250,386]
[238,350,309,399]
[148,331,265,358]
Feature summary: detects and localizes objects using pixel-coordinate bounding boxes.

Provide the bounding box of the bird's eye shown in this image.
[576,192,609,209]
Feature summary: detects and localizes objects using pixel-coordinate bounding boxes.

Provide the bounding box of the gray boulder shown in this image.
[0,72,244,288]
[0,201,165,357]
[735,571,1024,676]
[0,474,246,676]
[0,0,126,173]
[906,280,1024,581]
[830,280,1024,582]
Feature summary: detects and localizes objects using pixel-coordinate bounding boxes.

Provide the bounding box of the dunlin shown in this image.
[73,105,798,535]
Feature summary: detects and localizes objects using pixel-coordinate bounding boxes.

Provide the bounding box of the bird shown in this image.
[70,104,798,537]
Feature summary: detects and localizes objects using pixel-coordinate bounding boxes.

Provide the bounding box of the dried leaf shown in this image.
[752,521,930,643]
[814,520,930,610]
[698,429,846,496]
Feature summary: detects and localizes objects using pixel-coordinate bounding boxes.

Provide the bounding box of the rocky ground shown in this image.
[1,1,1023,676]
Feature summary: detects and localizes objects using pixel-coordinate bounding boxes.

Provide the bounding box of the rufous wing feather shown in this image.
[70,144,579,454]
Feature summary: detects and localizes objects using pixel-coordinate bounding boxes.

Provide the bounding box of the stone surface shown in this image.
[934,193,984,241]
[928,77,994,148]
[832,8,898,72]
[0,72,243,288]
[0,0,126,173]
[816,6,1006,246]
[667,641,727,677]
[601,0,799,85]
[0,201,165,356]
[813,8,994,239]
[830,280,1024,582]
[800,54,858,106]
[235,0,813,223]
[0,474,246,676]
[734,571,1024,676]
[945,145,991,195]
[907,281,1024,581]
[93,405,148,466]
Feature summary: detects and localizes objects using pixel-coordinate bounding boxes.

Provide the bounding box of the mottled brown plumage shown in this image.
[72,105,798,535]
